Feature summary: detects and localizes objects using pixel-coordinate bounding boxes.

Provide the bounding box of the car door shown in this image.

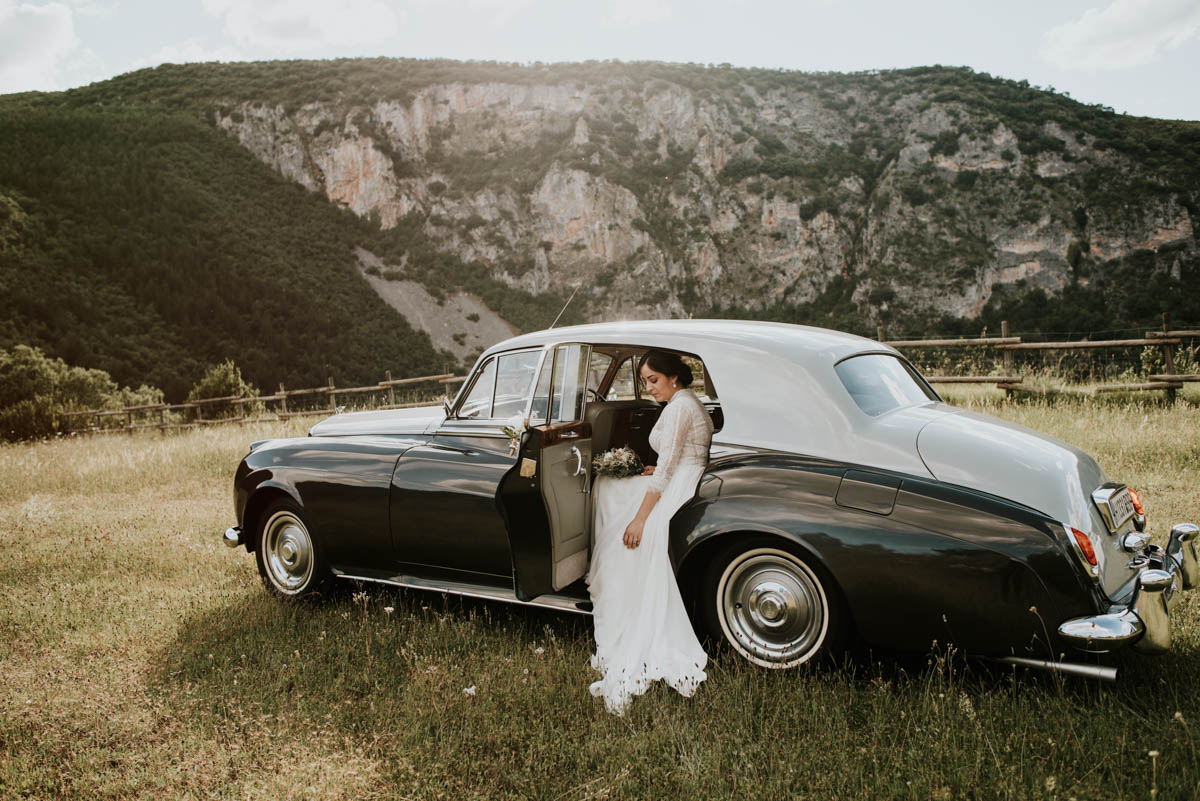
[389,348,542,581]
[497,343,594,601]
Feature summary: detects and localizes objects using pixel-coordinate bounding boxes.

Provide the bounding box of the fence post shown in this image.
[278,383,287,417]
[877,324,886,342]
[1162,312,1176,402]
[159,407,166,430]
[1001,320,1014,396]
[385,370,395,406]
[328,377,336,412]
[126,409,133,433]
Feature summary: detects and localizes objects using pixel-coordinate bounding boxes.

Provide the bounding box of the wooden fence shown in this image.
[57,314,1199,435]
[879,314,1198,399]
[60,371,467,435]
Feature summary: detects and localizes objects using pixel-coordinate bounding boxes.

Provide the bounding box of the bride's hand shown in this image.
[623,518,644,549]
[642,466,655,475]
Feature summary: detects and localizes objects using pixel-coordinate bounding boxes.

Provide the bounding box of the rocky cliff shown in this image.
[199,62,1198,333]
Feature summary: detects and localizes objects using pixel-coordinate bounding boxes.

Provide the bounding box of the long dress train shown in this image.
[585,389,713,715]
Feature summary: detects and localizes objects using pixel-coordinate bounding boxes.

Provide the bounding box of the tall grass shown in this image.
[2,400,1198,799]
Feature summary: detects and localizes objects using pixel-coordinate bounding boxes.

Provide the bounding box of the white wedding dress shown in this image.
[585,388,714,715]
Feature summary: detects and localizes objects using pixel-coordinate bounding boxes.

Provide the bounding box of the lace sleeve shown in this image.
[646,397,696,495]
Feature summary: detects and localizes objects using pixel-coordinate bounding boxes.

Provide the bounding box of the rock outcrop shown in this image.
[212,65,1200,328]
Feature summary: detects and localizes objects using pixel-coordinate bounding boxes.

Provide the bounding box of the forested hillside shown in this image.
[2,59,1198,398]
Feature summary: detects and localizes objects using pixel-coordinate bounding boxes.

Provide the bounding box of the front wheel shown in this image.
[700,543,849,668]
[254,500,329,598]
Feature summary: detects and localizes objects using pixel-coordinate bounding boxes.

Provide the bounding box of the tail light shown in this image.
[1129,488,1144,515]
[1070,526,1098,567]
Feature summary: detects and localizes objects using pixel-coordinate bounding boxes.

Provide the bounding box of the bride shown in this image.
[585,350,714,715]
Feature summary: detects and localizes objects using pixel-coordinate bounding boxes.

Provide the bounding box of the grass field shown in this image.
[2,389,1199,800]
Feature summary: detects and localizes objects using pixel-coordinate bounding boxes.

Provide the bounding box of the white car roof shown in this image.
[478,319,936,478]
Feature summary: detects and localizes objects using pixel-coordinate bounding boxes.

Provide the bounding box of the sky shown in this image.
[1,0,1198,120]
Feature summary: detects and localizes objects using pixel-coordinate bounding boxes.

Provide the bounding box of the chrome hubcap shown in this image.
[717,547,829,668]
[262,511,314,593]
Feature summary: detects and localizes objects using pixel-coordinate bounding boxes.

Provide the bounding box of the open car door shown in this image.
[497,343,594,601]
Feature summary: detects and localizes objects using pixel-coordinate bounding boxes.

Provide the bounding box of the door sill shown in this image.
[332,569,593,615]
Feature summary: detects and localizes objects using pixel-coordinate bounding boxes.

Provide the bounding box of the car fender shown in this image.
[668,465,1067,658]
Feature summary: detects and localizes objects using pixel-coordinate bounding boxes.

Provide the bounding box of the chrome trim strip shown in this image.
[997,657,1117,682]
[332,571,592,615]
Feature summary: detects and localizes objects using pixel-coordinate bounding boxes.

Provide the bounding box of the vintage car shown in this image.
[222,320,1197,679]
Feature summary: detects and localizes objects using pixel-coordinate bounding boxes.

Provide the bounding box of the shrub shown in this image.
[187,359,259,419]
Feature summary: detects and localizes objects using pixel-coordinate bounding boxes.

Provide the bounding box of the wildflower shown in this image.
[384,606,394,614]
[1045,776,1057,792]
[534,646,545,655]
[1148,750,1160,758]
[1174,711,1183,720]
[958,692,976,721]
[463,685,476,696]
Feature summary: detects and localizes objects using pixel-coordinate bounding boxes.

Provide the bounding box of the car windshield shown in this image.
[835,353,938,416]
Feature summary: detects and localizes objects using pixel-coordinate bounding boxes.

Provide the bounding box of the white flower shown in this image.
[534,646,545,655]
[463,685,476,696]
[383,606,394,614]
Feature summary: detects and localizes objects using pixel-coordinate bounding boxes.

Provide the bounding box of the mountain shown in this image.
[2,59,1197,397]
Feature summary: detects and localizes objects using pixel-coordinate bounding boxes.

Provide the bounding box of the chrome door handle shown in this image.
[570,445,585,476]
[561,430,580,439]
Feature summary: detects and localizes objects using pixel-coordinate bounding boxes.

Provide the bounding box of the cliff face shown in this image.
[210,65,1199,328]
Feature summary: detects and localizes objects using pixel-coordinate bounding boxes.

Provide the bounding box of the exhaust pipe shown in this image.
[997,656,1117,682]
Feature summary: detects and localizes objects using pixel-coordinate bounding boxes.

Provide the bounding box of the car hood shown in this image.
[915,409,1105,530]
[309,405,445,437]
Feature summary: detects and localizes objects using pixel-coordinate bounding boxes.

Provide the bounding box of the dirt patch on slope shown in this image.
[355,247,518,362]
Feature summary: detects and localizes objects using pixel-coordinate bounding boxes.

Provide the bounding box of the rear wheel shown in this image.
[254,499,329,598]
[700,542,849,668]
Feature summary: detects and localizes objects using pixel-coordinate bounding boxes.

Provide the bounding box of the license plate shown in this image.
[1108,488,1136,528]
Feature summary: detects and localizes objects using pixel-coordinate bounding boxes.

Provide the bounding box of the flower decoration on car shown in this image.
[502,414,527,456]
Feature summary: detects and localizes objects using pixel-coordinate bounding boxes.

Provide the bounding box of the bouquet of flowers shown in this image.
[591,446,645,478]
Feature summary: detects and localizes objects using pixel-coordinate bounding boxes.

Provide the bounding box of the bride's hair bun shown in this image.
[638,350,694,388]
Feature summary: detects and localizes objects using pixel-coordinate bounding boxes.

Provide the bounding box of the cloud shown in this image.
[0,1,81,92]
[135,39,244,70]
[1042,0,1200,72]
[201,0,402,51]
[607,0,670,26]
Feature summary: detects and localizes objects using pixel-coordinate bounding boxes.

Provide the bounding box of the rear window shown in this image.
[835,354,938,416]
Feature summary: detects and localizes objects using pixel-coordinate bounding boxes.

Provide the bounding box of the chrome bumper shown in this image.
[223,526,243,548]
[1058,522,1198,654]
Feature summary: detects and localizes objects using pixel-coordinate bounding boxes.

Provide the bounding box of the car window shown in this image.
[457,358,497,418]
[587,352,613,398]
[528,351,553,425]
[492,350,541,419]
[551,344,590,423]
[835,353,938,416]
[607,357,638,400]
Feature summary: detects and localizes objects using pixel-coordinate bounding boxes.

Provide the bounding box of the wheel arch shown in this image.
[674,524,849,625]
[241,481,305,553]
